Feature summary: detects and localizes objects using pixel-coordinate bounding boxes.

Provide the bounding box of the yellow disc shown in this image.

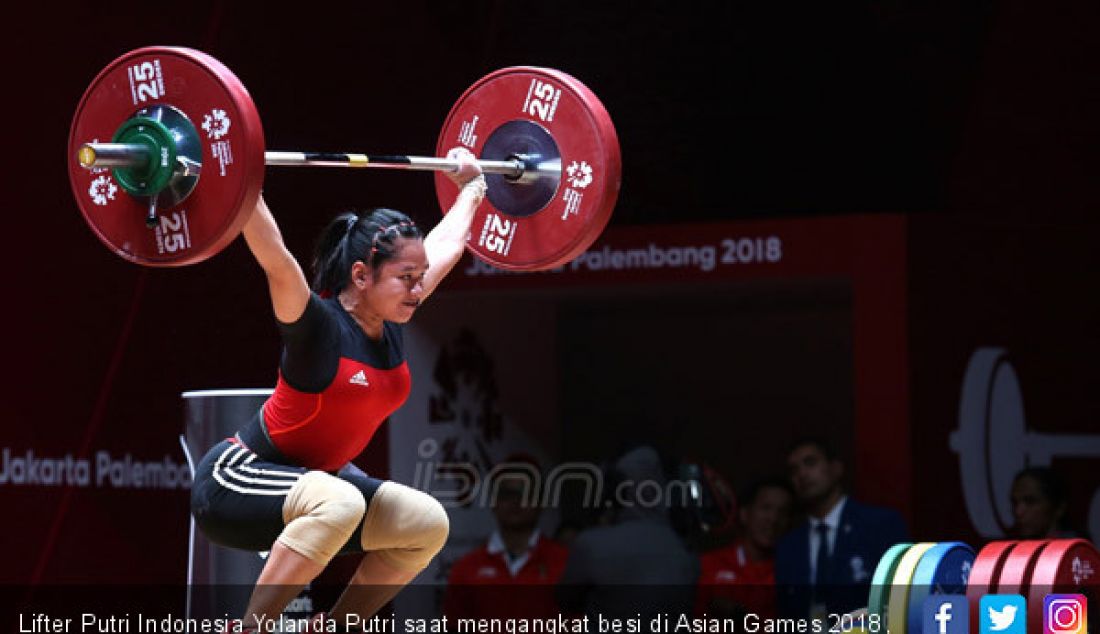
[78,145,96,168]
[885,542,936,634]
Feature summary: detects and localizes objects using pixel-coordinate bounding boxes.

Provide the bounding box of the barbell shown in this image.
[68,47,621,270]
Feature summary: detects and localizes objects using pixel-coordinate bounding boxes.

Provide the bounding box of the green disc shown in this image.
[868,543,913,621]
[110,115,177,197]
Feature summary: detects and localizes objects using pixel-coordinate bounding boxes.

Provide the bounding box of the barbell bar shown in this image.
[68,46,621,269]
[78,142,565,181]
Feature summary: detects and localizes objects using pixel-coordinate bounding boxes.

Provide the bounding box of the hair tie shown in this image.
[370,221,416,245]
[364,221,419,262]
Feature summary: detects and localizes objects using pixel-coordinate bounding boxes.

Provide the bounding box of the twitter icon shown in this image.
[981,595,1027,634]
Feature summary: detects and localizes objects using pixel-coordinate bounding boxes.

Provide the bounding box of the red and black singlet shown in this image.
[260,293,411,471]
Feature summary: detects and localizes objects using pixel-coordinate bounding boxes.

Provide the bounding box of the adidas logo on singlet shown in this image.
[349,370,370,387]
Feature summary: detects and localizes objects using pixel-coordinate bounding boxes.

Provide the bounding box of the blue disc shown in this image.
[907,542,975,634]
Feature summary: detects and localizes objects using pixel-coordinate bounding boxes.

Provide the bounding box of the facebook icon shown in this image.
[924,595,970,634]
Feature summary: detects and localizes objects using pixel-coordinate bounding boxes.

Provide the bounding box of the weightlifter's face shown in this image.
[365,237,428,322]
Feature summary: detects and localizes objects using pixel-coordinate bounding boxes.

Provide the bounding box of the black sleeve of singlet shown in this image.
[275,293,340,393]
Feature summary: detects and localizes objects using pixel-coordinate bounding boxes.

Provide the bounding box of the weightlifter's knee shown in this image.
[278,471,367,564]
[359,481,449,571]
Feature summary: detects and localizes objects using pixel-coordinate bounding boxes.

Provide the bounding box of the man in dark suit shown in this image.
[774,438,909,619]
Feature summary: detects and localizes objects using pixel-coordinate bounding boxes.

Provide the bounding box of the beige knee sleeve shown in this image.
[278,471,367,564]
[359,481,450,571]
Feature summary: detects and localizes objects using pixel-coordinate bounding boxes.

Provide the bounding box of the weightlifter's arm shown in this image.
[242,195,311,323]
[420,148,486,300]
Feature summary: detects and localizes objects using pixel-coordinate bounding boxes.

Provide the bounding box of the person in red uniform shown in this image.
[189,147,485,632]
[696,477,794,619]
[444,459,568,620]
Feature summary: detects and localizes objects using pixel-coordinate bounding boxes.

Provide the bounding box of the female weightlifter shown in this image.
[189,147,486,631]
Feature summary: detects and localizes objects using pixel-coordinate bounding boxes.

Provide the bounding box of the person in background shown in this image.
[444,457,568,619]
[557,444,700,625]
[553,518,586,547]
[1010,466,1078,539]
[696,477,793,619]
[774,437,908,619]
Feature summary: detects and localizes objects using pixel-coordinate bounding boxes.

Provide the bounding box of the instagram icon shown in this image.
[1044,595,1087,634]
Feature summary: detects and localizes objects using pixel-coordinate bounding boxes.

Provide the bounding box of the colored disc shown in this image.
[1027,539,1099,634]
[966,541,1019,634]
[435,66,621,270]
[69,46,264,266]
[966,541,1016,593]
[886,542,936,634]
[997,540,1049,593]
[868,543,913,621]
[907,542,976,634]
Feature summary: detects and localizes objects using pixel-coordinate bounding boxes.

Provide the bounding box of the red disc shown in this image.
[968,540,1017,590]
[68,47,264,266]
[1027,539,1099,634]
[996,540,1048,593]
[435,67,621,271]
[967,541,1017,634]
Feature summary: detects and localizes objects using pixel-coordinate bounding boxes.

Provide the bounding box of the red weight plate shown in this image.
[968,540,1017,591]
[435,67,621,271]
[996,540,1048,593]
[967,541,1017,634]
[1027,539,1099,634]
[69,47,264,266]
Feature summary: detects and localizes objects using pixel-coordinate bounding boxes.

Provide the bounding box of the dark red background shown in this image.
[2,0,1099,584]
